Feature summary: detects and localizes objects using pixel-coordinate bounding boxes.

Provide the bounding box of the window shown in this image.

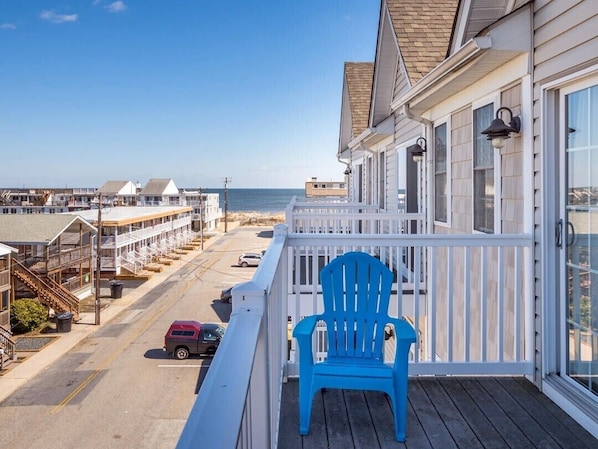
[434,123,448,222]
[473,104,495,233]
[1,291,9,312]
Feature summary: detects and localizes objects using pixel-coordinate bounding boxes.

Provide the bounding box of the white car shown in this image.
[237,253,262,267]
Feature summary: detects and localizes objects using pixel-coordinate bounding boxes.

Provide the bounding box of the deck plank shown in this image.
[438,377,508,449]
[323,388,354,448]
[278,377,597,449]
[478,378,561,448]
[513,377,598,449]
[365,391,412,449]
[459,378,535,448]
[278,378,302,449]
[408,378,458,448]
[496,377,594,449]
[420,377,484,448]
[344,390,379,449]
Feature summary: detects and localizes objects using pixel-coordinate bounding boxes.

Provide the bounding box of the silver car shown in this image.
[237,253,262,267]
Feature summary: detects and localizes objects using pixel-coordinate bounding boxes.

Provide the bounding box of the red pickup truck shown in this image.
[163,320,225,360]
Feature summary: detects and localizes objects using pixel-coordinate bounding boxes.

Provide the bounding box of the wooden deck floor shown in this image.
[278,377,597,449]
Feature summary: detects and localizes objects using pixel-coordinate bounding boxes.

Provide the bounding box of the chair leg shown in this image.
[298,379,313,435]
[392,376,409,442]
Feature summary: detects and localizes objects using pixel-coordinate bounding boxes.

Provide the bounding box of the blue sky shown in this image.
[0,1,379,188]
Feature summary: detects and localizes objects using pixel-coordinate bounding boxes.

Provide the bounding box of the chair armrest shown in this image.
[293,315,320,339]
[387,317,417,369]
[292,315,321,368]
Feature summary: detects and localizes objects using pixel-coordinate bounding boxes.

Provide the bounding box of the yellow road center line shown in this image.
[50,241,231,414]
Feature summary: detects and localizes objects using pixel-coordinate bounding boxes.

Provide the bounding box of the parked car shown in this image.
[220,286,233,303]
[237,252,262,267]
[163,320,225,360]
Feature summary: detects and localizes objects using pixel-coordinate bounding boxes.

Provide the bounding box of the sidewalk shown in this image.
[0,231,226,403]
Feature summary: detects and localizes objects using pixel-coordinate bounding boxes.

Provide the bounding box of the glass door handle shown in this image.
[556,219,563,248]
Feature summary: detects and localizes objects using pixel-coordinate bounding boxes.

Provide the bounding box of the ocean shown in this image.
[202,188,305,213]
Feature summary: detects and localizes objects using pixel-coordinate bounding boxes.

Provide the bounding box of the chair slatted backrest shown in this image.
[320,252,393,364]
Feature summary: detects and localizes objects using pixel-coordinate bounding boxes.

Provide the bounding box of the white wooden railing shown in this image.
[177,225,288,449]
[178,220,534,448]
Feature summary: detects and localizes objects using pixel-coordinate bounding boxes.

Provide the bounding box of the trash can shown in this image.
[55,312,73,333]
[110,282,124,299]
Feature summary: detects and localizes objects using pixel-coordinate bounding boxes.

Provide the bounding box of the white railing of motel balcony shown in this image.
[106,217,191,247]
[178,219,534,448]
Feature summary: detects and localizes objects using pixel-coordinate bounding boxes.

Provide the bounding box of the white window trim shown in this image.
[433,116,451,228]
[472,94,501,234]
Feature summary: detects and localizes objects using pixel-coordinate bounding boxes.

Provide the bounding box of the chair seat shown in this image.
[313,360,392,379]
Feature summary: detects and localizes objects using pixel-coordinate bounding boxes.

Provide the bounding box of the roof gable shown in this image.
[386,0,458,85]
[97,180,137,196]
[338,62,374,155]
[450,0,522,54]
[139,179,179,196]
[346,62,374,137]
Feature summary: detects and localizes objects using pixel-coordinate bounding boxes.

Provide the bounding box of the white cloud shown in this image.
[40,10,78,24]
[0,23,16,30]
[105,1,127,13]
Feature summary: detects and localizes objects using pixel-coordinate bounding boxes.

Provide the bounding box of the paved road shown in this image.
[0,226,271,449]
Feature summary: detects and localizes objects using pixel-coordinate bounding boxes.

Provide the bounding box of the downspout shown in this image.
[402,105,433,235]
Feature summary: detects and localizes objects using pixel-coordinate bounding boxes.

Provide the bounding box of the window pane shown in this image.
[474,168,494,233]
[474,104,495,233]
[474,104,494,167]
[435,173,447,222]
[434,123,447,223]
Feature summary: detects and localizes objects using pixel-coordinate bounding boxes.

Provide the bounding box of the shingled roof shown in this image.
[345,62,374,138]
[97,180,130,195]
[0,215,95,245]
[386,0,458,85]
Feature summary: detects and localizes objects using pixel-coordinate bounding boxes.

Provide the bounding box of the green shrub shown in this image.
[10,299,49,334]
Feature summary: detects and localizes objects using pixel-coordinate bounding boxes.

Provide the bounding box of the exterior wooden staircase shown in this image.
[11,260,80,321]
[0,325,17,370]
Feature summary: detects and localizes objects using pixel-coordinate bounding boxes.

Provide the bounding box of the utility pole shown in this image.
[223,177,231,233]
[199,187,204,250]
[94,193,102,325]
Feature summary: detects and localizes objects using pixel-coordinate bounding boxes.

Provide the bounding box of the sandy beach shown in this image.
[224,211,286,226]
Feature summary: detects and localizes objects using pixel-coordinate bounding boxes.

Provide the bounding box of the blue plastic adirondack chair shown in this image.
[293,251,416,442]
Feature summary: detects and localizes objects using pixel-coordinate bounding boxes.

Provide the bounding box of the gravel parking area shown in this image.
[15,336,58,352]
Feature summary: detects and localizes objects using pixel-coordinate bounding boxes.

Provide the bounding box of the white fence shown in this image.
[177,221,534,448]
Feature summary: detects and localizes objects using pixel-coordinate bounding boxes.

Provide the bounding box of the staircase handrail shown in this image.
[0,325,16,361]
[11,259,80,319]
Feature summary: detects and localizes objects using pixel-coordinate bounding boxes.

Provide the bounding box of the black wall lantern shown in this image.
[481,106,521,149]
[344,166,351,175]
[407,137,427,163]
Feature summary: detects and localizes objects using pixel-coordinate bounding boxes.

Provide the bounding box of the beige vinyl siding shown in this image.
[385,144,398,213]
[532,0,598,385]
[534,0,598,81]
[448,107,473,234]
[500,84,524,234]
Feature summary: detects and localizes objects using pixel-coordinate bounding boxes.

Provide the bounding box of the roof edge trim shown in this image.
[390,36,491,111]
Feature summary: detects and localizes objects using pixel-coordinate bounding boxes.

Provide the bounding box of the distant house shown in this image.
[0,214,97,320]
[138,178,180,206]
[304,178,347,199]
[96,180,138,206]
